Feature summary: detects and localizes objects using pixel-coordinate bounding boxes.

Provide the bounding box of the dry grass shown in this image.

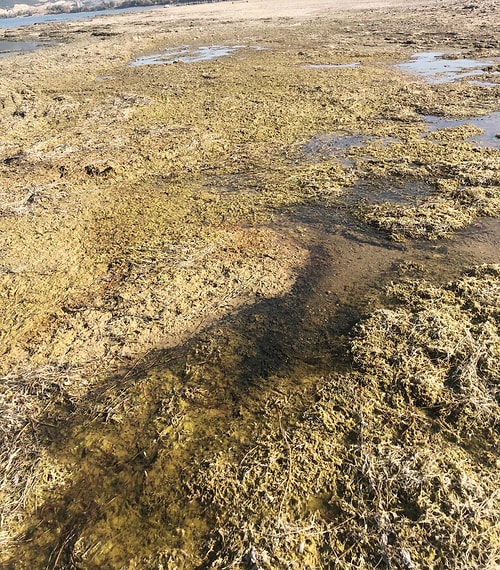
[0,365,81,553]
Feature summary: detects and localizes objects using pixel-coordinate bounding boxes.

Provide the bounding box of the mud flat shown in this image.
[0,0,499,568]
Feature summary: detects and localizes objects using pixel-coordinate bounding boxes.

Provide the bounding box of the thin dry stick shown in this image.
[277,411,293,530]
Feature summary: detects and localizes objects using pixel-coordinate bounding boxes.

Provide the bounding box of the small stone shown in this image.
[401,548,415,569]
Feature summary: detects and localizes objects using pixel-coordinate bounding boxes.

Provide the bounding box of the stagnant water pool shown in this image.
[395,51,499,85]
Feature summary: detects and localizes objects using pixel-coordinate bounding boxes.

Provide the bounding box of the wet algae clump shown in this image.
[7,264,499,569]
[158,267,499,570]
[0,0,500,567]
[353,135,500,241]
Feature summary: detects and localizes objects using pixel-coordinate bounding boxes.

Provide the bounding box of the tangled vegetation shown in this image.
[172,264,499,569]
[0,0,499,567]
[10,264,496,569]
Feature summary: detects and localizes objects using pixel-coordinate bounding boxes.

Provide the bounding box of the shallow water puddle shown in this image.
[352,178,434,207]
[395,51,497,84]
[302,133,399,164]
[467,79,499,87]
[0,39,51,57]
[303,133,371,154]
[423,111,500,148]
[303,62,360,69]
[129,45,255,66]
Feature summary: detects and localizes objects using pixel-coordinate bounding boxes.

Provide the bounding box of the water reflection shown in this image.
[129,45,261,67]
[467,79,499,87]
[424,111,500,149]
[395,51,497,84]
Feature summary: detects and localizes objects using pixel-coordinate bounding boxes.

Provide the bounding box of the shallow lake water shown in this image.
[302,111,499,156]
[468,79,499,87]
[424,111,500,149]
[395,51,498,84]
[0,5,162,29]
[129,45,261,66]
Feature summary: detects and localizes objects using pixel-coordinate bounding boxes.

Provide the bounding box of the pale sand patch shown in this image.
[159,0,424,20]
[77,0,435,28]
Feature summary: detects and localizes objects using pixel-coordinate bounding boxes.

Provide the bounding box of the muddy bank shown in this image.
[0,0,499,567]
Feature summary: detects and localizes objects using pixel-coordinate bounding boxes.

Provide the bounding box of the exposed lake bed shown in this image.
[0,0,499,568]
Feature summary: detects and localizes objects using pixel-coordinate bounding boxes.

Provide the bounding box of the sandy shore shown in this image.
[153,0,425,20]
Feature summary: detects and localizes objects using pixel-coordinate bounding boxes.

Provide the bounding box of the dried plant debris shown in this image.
[352,264,499,425]
[357,173,499,241]
[444,185,500,217]
[0,366,79,550]
[1,0,499,567]
[359,198,475,241]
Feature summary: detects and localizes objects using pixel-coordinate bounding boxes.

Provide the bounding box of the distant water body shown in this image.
[0,5,163,29]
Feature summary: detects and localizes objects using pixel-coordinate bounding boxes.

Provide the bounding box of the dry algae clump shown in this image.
[360,198,474,241]
[352,264,499,422]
